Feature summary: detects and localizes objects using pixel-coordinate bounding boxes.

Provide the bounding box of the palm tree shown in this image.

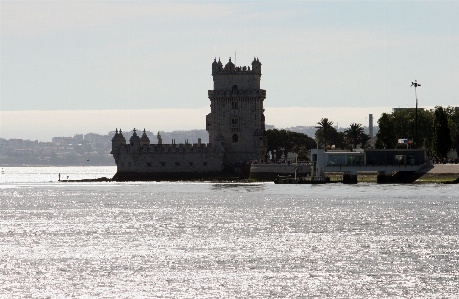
[360,133,371,149]
[315,118,334,148]
[344,123,364,149]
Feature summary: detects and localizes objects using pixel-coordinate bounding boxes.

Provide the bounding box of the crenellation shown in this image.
[113,141,220,155]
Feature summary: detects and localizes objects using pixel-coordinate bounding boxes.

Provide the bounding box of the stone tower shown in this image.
[206,57,267,165]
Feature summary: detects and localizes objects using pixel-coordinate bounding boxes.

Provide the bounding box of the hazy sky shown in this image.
[1,1,459,141]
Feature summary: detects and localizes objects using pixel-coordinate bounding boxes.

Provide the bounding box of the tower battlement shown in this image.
[212,57,261,74]
[211,57,262,90]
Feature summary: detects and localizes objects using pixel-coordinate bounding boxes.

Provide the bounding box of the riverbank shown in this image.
[52,164,459,184]
[348,164,459,184]
[414,164,459,183]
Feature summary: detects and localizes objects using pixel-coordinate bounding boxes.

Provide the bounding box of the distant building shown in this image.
[52,137,68,145]
[74,134,84,141]
[8,139,24,148]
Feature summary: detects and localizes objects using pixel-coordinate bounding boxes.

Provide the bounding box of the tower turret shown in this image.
[110,128,126,165]
[111,128,126,152]
[129,128,141,150]
[140,128,150,146]
[224,57,235,72]
[111,128,120,152]
[157,131,162,145]
[118,129,126,145]
[212,58,218,74]
[251,57,261,75]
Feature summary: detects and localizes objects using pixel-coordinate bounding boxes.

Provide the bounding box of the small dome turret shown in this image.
[111,128,120,141]
[118,129,126,144]
[140,128,150,146]
[129,128,141,149]
[212,58,218,74]
[111,128,126,152]
[251,57,262,75]
[217,57,223,70]
[224,57,235,72]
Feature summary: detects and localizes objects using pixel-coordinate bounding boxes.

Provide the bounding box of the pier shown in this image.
[311,148,429,183]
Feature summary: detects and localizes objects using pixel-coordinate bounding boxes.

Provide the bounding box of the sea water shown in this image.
[0,167,458,298]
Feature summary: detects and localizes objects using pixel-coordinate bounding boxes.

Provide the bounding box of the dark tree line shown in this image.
[266,106,459,161]
[265,119,372,161]
[265,129,316,161]
[375,106,459,159]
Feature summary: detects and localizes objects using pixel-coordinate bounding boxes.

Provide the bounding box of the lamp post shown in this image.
[411,80,421,148]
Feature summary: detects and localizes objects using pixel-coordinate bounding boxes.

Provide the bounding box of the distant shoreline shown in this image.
[1,164,457,184]
[0,164,116,167]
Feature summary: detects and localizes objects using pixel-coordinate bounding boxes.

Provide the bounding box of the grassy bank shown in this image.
[329,173,459,184]
[414,174,459,184]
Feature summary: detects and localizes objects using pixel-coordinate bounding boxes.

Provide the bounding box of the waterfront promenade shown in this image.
[423,164,459,175]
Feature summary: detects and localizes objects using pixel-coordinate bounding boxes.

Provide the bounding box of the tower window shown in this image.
[231,118,238,125]
[232,102,238,109]
[232,134,239,143]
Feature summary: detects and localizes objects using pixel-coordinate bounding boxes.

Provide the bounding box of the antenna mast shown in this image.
[411,80,421,148]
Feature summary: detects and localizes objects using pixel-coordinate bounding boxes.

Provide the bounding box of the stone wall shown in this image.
[112,143,224,174]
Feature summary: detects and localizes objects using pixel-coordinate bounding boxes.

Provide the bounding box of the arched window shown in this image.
[232,134,238,143]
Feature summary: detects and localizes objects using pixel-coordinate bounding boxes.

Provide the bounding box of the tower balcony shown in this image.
[208,89,266,98]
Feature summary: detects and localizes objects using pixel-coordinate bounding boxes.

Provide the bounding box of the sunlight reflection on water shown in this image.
[0,167,458,298]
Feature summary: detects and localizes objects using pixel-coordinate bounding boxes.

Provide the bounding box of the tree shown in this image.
[266,129,316,161]
[360,133,371,149]
[332,130,346,150]
[433,106,452,159]
[265,129,283,161]
[376,113,397,149]
[446,106,459,158]
[288,131,316,160]
[392,109,434,148]
[315,118,334,148]
[344,123,364,149]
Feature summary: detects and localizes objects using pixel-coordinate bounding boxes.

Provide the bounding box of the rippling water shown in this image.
[0,167,458,298]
